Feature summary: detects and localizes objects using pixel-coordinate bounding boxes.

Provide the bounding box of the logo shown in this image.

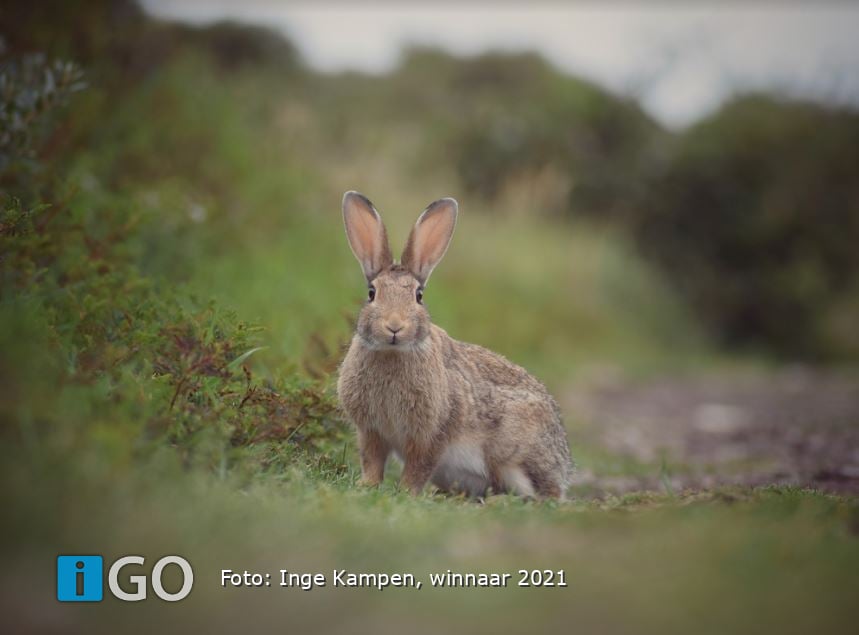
[57,555,103,602]
[57,555,193,603]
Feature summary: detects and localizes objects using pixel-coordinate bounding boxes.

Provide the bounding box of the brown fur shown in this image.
[337,191,572,499]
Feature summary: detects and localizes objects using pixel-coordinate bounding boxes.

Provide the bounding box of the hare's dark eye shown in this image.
[416,288,423,304]
[368,287,376,302]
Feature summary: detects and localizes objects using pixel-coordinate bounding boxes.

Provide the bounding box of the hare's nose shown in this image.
[385,323,403,335]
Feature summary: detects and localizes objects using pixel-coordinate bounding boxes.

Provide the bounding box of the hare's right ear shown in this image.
[342,191,393,282]
[401,197,458,285]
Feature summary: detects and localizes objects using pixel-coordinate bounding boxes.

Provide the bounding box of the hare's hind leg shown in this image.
[523,459,565,499]
[493,403,568,500]
[499,461,564,500]
[499,464,536,498]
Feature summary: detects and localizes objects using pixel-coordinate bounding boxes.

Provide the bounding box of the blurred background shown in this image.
[2,2,858,633]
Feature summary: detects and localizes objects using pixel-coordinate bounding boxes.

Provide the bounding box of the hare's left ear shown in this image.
[342,191,393,283]
[401,198,458,285]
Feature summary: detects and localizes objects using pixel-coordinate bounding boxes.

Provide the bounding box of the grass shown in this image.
[6,464,859,634]
[1,44,857,635]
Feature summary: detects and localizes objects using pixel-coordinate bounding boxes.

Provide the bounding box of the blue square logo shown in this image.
[57,555,103,602]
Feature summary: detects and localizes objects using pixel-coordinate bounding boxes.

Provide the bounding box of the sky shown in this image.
[140,1,859,128]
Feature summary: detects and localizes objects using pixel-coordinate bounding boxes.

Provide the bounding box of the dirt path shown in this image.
[564,368,859,497]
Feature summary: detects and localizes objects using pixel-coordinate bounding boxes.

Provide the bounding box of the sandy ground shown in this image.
[564,368,859,497]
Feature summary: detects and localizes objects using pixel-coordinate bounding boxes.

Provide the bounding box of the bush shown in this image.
[401,49,660,214]
[438,63,859,359]
[0,51,346,490]
[636,96,859,359]
[0,53,85,190]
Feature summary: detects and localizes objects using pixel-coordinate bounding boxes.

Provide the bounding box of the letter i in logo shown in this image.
[57,556,103,602]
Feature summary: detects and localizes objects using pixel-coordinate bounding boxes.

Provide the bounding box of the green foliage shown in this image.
[0,189,345,467]
[0,53,85,186]
[0,51,345,494]
[434,51,659,214]
[636,96,859,359]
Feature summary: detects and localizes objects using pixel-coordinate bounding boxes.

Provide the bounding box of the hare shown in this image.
[337,191,572,499]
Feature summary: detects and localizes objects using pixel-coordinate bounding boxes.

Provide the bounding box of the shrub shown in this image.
[0,53,85,189]
[636,96,859,359]
[0,51,346,488]
[406,50,660,215]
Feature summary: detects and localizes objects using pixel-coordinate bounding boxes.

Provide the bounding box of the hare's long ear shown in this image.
[401,197,458,285]
[342,191,393,283]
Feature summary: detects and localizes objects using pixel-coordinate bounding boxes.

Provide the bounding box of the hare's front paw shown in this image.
[357,474,383,488]
[401,462,434,496]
